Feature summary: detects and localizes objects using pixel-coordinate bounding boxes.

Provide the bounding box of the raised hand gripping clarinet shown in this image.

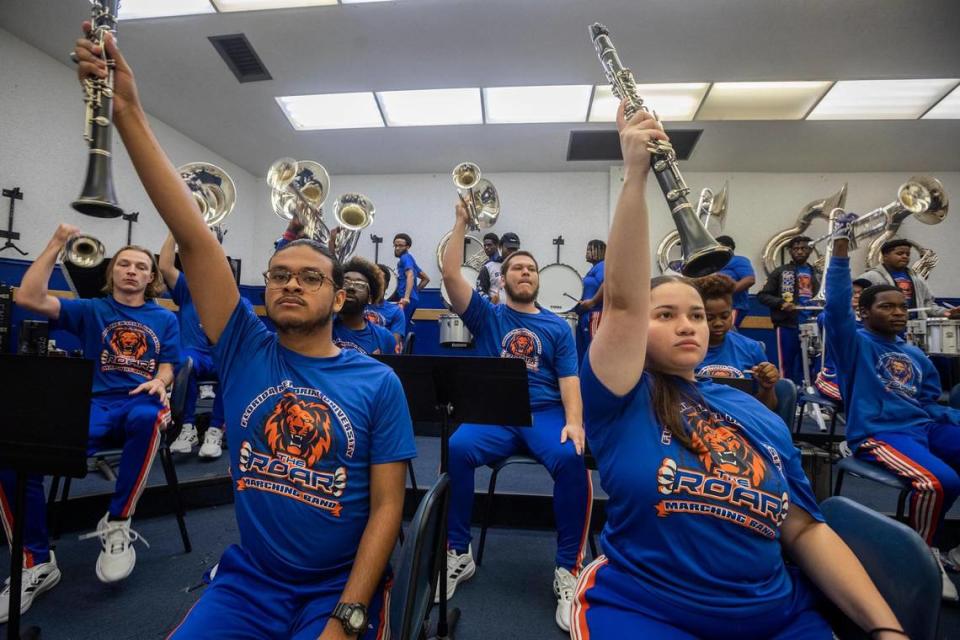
[589,23,730,277]
[72,0,124,218]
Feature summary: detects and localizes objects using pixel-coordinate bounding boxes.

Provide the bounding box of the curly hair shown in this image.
[343,255,384,303]
[693,273,736,302]
[102,245,165,300]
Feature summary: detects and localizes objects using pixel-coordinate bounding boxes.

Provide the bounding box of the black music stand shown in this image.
[372,355,531,640]
[0,355,92,639]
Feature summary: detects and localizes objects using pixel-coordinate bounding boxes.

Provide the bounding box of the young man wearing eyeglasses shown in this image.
[333,257,399,355]
[392,233,430,326]
[71,28,417,639]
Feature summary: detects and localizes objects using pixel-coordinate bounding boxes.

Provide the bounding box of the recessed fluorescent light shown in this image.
[276,93,385,130]
[341,0,394,3]
[376,88,482,127]
[808,79,959,120]
[483,85,593,124]
[923,84,960,119]
[697,81,832,120]
[589,83,709,122]
[120,0,215,20]
[213,0,337,11]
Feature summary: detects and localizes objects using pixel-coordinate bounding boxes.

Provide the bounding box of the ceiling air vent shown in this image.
[566,129,703,161]
[208,34,272,83]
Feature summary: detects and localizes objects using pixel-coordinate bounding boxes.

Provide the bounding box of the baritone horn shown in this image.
[332,193,375,262]
[438,162,501,271]
[267,158,330,238]
[63,234,106,268]
[178,163,236,228]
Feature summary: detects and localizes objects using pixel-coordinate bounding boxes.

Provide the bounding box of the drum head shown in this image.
[538,263,583,313]
[440,265,480,308]
[382,266,398,301]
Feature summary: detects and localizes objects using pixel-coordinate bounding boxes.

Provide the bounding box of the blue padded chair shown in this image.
[821,496,941,640]
[773,378,797,428]
[390,474,450,640]
[833,455,910,522]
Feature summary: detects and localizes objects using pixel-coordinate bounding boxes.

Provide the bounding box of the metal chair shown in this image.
[402,330,416,355]
[833,455,910,522]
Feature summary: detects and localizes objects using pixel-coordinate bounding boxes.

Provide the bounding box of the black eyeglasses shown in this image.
[262,268,331,292]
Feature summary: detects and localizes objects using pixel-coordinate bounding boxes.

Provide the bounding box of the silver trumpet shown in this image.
[63,234,106,268]
[178,163,236,228]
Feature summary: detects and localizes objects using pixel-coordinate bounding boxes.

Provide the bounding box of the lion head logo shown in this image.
[110,328,148,360]
[687,409,766,486]
[507,333,535,358]
[364,310,383,326]
[263,392,334,467]
[698,364,743,379]
[877,352,917,394]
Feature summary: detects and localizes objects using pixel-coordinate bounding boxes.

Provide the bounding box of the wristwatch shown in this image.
[332,602,368,635]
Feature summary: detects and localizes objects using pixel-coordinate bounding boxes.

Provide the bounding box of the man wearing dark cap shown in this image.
[476,232,503,302]
[489,232,521,303]
[715,235,756,329]
[857,238,960,318]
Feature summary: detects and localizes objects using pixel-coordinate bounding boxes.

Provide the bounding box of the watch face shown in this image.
[348,609,366,628]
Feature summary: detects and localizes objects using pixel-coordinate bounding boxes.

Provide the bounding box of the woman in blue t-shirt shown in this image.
[693,274,780,410]
[572,102,903,640]
[576,239,606,363]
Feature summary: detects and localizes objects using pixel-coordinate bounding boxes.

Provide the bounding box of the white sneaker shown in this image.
[553,567,577,632]
[79,513,149,584]
[933,548,959,601]
[170,424,198,454]
[198,427,224,459]
[0,552,61,623]
[434,546,476,603]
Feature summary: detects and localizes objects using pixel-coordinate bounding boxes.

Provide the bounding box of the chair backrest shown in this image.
[951,383,960,410]
[169,357,194,428]
[402,331,416,355]
[820,496,941,640]
[389,473,450,640]
[774,378,797,427]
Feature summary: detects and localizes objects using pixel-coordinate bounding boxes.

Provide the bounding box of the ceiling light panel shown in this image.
[377,88,482,127]
[922,84,960,119]
[276,93,384,130]
[120,0,216,20]
[340,0,395,3]
[483,85,593,124]
[808,79,959,120]
[589,83,709,122]
[697,81,832,120]
[213,0,337,11]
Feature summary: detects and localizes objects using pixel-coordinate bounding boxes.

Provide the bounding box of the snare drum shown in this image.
[906,319,928,351]
[438,313,473,348]
[440,265,480,309]
[926,318,960,356]
[559,312,578,336]
[798,321,822,355]
[382,266,399,302]
[538,263,583,314]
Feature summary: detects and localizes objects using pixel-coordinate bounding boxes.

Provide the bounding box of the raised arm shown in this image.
[158,233,180,290]
[440,201,475,315]
[588,105,667,395]
[16,224,79,319]
[73,25,238,343]
[823,237,860,366]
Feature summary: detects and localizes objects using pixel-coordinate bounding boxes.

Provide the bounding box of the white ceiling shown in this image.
[2,0,959,176]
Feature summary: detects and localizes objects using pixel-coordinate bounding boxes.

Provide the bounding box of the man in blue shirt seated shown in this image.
[715,235,756,329]
[333,257,398,355]
[363,264,406,351]
[440,200,589,633]
[2,226,179,621]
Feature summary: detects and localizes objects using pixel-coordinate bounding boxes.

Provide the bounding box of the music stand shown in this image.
[0,355,92,639]
[372,355,531,640]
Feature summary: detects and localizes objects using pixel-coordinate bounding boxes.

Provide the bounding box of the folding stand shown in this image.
[121,211,139,246]
[373,355,531,640]
[0,355,93,639]
[0,187,26,256]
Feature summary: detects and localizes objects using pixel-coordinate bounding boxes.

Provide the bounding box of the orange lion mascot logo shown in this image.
[110,328,148,360]
[688,411,766,487]
[507,333,535,359]
[263,392,334,467]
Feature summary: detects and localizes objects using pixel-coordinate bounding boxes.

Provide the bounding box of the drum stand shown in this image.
[799,332,828,433]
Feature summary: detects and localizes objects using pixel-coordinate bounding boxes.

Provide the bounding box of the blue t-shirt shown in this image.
[213,301,416,577]
[460,290,578,410]
[171,272,211,357]
[696,331,767,379]
[581,261,605,311]
[364,302,406,338]
[718,254,755,312]
[824,257,959,448]
[581,357,823,617]
[56,297,180,396]
[332,316,398,355]
[888,269,916,309]
[395,253,420,301]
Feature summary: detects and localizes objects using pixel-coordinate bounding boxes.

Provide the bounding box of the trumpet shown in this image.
[63,234,106,268]
[179,163,236,228]
[72,0,123,218]
[438,162,501,272]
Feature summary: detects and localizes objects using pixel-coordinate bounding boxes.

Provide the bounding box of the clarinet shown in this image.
[72,0,123,219]
[589,23,730,277]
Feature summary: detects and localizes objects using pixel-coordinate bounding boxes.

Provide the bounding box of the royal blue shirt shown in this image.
[824,257,959,448]
[719,255,755,312]
[696,331,768,379]
[581,357,823,617]
[56,296,180,396]
[332,316,398,355]
[213,301,416,577]
[364,302,406,338]
[581,261,605,311]
[171,272,211,357]
[395,253,421,301]
[460,290,578,410]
